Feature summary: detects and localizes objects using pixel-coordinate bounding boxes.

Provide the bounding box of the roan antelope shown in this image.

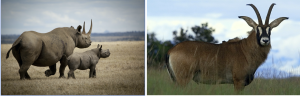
[166,3,288,91]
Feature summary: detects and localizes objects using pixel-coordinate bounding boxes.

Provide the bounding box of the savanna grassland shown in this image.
[1,41,145,95]
[148,68,300,95]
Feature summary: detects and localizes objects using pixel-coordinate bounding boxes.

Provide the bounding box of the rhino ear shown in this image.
[70,26,74,29]
[97,44,100,48]
[100,45,102,50]
[76,25,82,34]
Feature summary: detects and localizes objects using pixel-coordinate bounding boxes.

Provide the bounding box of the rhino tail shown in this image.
[6,36,23,59]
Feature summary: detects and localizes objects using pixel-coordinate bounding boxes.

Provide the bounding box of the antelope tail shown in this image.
[165,54,176,82]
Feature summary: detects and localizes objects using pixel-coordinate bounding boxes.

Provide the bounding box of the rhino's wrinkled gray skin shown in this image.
[6,20,93,80]
[67,44,110,79]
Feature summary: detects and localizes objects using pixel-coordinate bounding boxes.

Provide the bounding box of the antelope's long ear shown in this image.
[239,16,258,28]
[269,17,289,28]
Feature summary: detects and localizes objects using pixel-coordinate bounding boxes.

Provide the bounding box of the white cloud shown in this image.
[287,66,300,75]
[271,20,300,60]
[147,16,252,42]
[43,11,80,24]
[75,11,81,15]
[24,17,43,26]
[213,23,225,35]
[276,59,300,75]
[205,13,223,18]
[227,20,251,39]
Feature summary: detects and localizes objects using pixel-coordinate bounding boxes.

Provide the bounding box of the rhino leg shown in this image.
[68,69,76,79]
[20,67,31,79]
[19,54,37,80]
[59,56,68,78]
[12,47,31,79]
[45,64,56,77]
[93,70,96,78]
[19,64,31,80]
[89,66,96,78]
[15,59,31,79]
[18,62,31,79]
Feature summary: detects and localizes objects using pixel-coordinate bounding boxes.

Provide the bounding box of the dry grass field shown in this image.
[1,41,145,95]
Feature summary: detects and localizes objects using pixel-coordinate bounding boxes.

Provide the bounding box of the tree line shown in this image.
[147,23,218,68]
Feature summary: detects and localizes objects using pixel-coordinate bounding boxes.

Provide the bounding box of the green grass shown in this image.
[147,68,300,95]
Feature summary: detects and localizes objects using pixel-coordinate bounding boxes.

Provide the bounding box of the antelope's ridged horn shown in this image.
[82,21,86,34]
[265,3,276,25]
[247,4,263,25]
[88,19,92,35]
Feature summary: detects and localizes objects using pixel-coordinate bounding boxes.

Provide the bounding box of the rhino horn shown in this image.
[82,22,86,34]
[87,19,92,35]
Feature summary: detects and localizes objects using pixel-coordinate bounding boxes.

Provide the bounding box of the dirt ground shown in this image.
[1,41,145,95]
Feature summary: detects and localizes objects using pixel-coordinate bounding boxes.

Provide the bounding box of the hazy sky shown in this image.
[1,0,145,34]
[148,0,300,77]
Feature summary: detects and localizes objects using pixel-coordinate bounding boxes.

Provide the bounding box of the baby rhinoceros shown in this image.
[67,44,110,79]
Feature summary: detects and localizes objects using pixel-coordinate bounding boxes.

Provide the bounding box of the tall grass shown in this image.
[147,68,300,95]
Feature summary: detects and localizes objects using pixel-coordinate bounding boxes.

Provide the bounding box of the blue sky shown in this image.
[1,0,145,35]
[148,0,300,77]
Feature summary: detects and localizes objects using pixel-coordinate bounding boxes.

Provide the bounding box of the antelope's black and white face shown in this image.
[238,3,288,47]
[256,26,271,46]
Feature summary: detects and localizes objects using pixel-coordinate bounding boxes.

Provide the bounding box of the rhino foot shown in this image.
[59,76,66,78]
[20,78,26,80]
[20,77,30,80]
[20,73,31,80]
[45,70,52,77]
[25,73,31,79]
[25,77,31,80]
[67,77,76,79]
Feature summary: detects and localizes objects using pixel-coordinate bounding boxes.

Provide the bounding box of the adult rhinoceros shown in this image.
[6,20,93,80]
